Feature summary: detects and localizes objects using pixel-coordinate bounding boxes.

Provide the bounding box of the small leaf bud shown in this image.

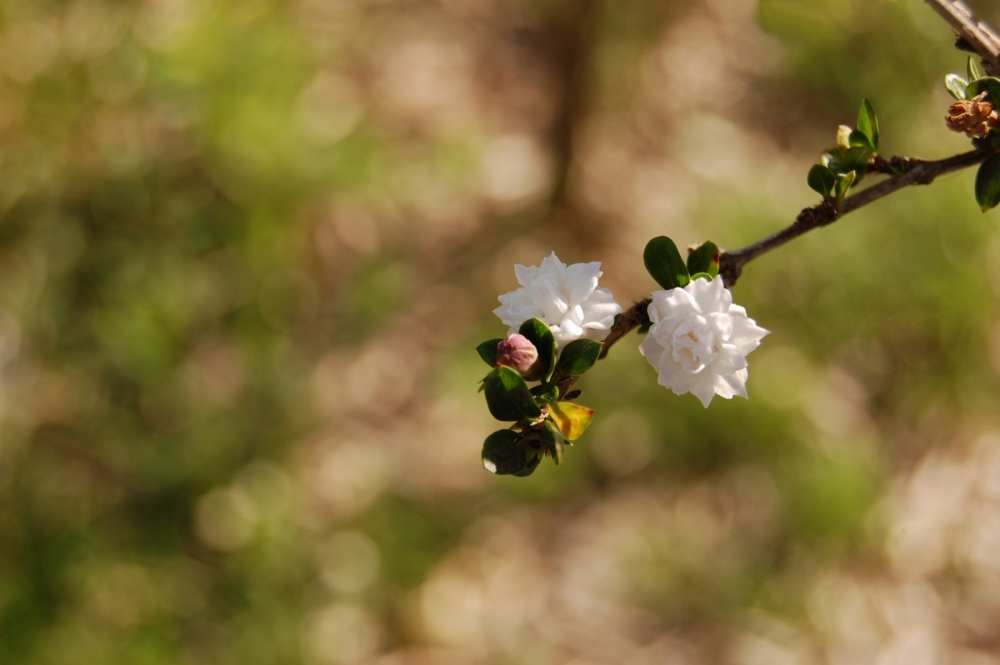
[496,333,541,376]
[835,125,853,150]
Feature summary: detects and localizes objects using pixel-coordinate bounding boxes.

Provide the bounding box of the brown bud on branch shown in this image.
[946,92,1000,138]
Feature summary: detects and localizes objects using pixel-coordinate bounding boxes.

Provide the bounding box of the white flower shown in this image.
[639,276,768,408]
[493,252,622,345]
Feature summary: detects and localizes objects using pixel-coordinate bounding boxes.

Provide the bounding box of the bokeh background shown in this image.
[3,0,1000,663]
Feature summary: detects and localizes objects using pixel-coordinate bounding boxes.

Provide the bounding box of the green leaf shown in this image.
[686,241,719,278]
[827,147,871,175]
[476,339,503,367]
[512,455,542,477]
[643,236,690,290]
[968,56,984,83]
[847,130,873,150]
[967,77,1000,105]
[857,98,879,150]
[834,170,856,202]
[556,339,603,376]
[481,430,527,475]
[975,153,1000,211]
[945,73,969,100]
[548,402,595,441]
[484,367,542,421]
[807,164,836,196]
[518,318,556,381]
[530,383,560,404]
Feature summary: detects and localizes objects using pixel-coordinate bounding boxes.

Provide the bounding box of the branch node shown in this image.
[795,198,838,229]
[719,256,742,287]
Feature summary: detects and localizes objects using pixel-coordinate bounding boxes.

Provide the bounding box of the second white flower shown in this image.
[639,276,768,408]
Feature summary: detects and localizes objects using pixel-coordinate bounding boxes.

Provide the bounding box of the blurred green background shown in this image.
[2,0,1000,663]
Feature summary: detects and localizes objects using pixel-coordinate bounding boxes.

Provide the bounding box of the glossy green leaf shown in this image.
[827,147,871,175]
[556,339,602,376]
[857,98,879,150]
[518,318,555,381]
[512,455,542,477]
[530,383,560,405]
[967,77,1000,106]
[687,241,719,278]
[945,73,969,100]
[476,339,503,367]
[481,430,527,475]
[968,56,984,83]
[807,164,836,196]
[548,401,595,441]
[975,153,1000,211]
[848,130,873,150]
[834,170,856,202]
[643,236,690,290]
[484,367,542,421]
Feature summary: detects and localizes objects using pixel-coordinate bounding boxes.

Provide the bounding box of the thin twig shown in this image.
[551,5,999,395]
[718,149,988,286]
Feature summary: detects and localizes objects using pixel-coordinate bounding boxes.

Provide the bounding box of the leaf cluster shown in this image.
[475,318,600,477]
[807,98,880,202]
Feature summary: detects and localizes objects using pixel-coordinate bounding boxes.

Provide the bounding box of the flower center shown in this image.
[670,315,719,373]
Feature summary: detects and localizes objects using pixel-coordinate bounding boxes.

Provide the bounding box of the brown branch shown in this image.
[924,0,1000,75]
[718,149,988,286]
[547,5,999,396]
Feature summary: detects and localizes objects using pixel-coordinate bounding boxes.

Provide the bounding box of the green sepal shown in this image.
[637,320,653,334]
[972,134,1000,153]
[484,366,542,421]
[807,164,836,197]
[556,339,603,376]
[967,77,1000,105]
[518,318,556,381]
[968,56,984,83]
[834,170,856,202]
[857,98,879,150]
[476,339,503,367]
[547,401,595,441]
[686,241,719,278]
[540,422,564,465]
[975,153,1000,212]
[481,430,528,475]
[530,383,560,405]
[945,73,969,101]
[643,236,690,290]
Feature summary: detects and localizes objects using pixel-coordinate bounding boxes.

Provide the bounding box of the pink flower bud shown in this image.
[496,333,540,375]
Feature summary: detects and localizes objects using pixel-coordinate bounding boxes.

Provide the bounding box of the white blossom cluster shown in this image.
[494,253,768,407]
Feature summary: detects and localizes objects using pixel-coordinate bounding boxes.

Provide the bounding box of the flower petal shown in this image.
[564,261,602,307]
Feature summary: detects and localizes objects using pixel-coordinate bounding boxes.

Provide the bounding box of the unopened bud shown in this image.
[496,334,541,375]
[835,125,853,150]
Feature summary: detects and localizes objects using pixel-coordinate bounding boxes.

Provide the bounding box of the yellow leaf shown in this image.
[547,402,595,441]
